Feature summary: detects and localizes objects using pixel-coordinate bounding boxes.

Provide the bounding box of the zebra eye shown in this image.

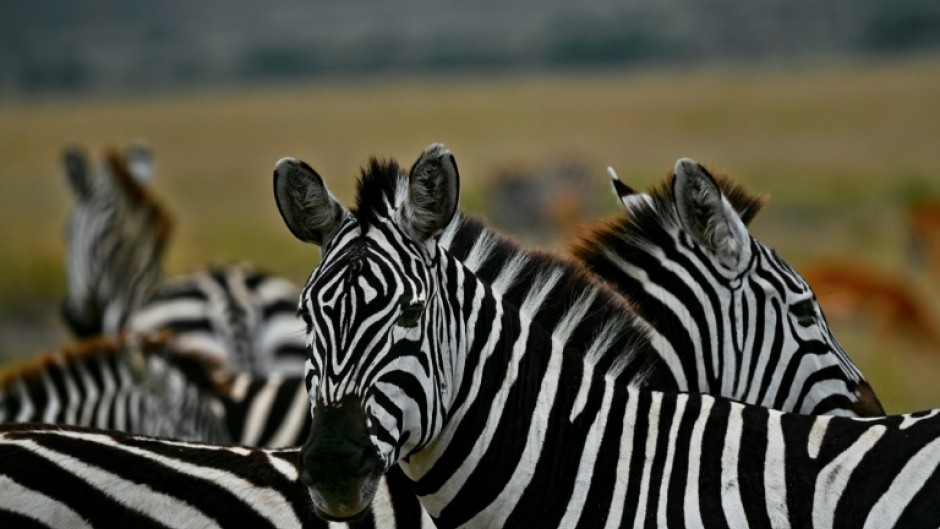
[396,300,425,328]
[791,299,818,327]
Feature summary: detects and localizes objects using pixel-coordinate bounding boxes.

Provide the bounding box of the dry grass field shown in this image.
[1,59,939,413]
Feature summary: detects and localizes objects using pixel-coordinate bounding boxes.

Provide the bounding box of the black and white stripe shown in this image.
[0,334,229,443]
[129,263,308,374]
[0,332,315,449]
[0,423,433,529]
[0,340,434,528]
[570,160,883,416]
[61,144,306,374]
[276,144,938,528]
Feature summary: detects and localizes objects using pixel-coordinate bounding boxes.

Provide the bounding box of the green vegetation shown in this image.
[1,60,939,412]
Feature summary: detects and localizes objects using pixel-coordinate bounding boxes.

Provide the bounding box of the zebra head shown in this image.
[61,144,172,338]
[575,158,883,417]
[274,144,458,521]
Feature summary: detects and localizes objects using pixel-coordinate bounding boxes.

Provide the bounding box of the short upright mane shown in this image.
[442,214,665,384]
[104,148,175,252]
[352,158,405,229]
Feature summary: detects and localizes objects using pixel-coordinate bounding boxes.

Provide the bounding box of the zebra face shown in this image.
[669,159,882,416]
[275,144,459,520]
[587,159,883,416]
[61,146,106,337]
[61,145,169,338]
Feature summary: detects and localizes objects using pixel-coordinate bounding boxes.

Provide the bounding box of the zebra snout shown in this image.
[299,396,384,521]
[299,441,382,521]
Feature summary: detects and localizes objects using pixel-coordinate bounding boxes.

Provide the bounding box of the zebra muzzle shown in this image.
[299,396,384,521]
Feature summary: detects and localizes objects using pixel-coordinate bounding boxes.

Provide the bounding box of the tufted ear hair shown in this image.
[125,140,154,185]
[607,166,654,212]
[405,143,460,241]
[274,157,349,247]
[672,158,751,273]
[62,144,94,199]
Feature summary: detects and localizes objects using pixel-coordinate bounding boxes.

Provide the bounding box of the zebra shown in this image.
[0,337,435,528]
[280,146,880,418]
[60,144,172,339]
[61,144,306,374]
[0,329,325,448]
[0,333,230,443]
[0,423,434,529]
[63,143,878,416]
[275,144,940,527]
[569,162,883,416]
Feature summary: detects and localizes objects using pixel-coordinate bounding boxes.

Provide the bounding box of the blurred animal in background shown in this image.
[0,330,316,448]
[907,199,940,285]
[60,143,170,339]
[61,144,306,375]
[800,198,940,356]
[486,159,601,243]
[0,333,230,443]
[802,262,940,353]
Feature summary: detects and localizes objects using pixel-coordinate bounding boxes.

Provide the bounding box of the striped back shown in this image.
[0,334,229,443]
[570,160,883,416]
[0,423,434,529]
[129,263,307,374]
[61,144,171,338]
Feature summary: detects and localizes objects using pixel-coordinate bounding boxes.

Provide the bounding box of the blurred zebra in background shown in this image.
[0,331,316,448]
[61,144,306,374]
[0,333,229,443]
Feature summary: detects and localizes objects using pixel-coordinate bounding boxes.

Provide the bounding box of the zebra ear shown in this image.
[673,158,751,273]
[62,145,94,199]
[125,141,154,185]
[274,157,348,247]
[405,143,460,241]
[607,166,654,212]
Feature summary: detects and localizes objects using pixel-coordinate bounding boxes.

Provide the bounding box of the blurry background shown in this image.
[1,0,939,412]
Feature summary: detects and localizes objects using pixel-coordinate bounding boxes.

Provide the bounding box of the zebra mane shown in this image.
[440,215,664,383]
[352,157,405,231]
[571,167,767,260]
[345,157,664,383]
[0,334,232,400]
[103,148,175,254]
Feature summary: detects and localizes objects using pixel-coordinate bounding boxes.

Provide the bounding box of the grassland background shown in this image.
[1,59,939,413]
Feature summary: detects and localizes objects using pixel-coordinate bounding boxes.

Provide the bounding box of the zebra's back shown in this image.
[129,263,307,374]
[0,424,424,529]
[0,335,229,443]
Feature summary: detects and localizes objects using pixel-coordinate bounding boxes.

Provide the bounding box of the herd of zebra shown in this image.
[0,141,938,528]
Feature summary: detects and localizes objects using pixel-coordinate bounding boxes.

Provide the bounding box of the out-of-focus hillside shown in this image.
[1,0,939,96]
